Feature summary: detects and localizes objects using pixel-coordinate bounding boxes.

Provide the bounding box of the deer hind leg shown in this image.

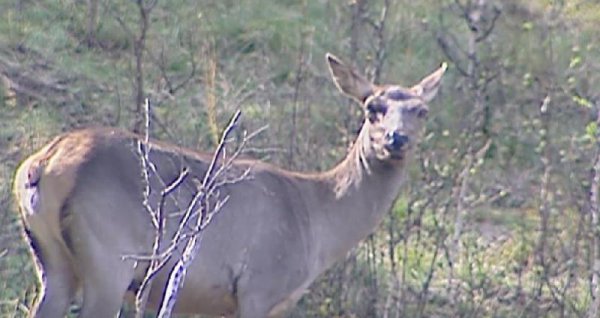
[60,207,137,317]
[25,229,78,318]
[78,264,134,317]
[75,245,136,317]
[34,265,77,318]
[72,231,136,317]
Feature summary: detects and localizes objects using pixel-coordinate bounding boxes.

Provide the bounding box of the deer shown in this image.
[13,53,446,317]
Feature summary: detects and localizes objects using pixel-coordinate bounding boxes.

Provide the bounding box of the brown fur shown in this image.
[13,54,446,317]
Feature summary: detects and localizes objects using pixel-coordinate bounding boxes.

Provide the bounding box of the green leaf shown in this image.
[573,95,593,108]
[569,56,582,68]
[586,122,597,139]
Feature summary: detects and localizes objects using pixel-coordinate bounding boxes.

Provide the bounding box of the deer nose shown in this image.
[385,131,409,151]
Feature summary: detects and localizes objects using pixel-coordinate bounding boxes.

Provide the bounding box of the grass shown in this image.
[1,0,600,317]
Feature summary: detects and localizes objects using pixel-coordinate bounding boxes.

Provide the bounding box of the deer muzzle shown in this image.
[384,131,409,153]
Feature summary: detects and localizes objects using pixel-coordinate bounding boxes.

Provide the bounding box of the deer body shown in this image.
[13,54,446,317]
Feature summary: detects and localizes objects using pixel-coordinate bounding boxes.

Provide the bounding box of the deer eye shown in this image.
[407,106,428,118]
[366,102,387,123]
[366,102,387,115]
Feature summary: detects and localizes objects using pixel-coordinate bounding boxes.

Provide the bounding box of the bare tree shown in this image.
[433,0,500,308]
[288,0,310,168]
[156,110,261,316]
[128,100,265,317]
[111,0,158,133]
[85,0,99,48]
[588,99,600,318]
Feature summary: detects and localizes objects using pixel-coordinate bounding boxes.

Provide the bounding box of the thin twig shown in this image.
[156,110,245,317]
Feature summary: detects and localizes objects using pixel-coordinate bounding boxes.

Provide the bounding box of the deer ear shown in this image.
[411,62,447,103]
[326,53,374,103]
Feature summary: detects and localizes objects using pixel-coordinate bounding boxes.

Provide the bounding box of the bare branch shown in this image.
[476,7,501,43]
[156,110,247,317]
[588,99,600,318]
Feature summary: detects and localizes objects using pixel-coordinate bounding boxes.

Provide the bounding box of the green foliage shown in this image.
[1,0,600,317]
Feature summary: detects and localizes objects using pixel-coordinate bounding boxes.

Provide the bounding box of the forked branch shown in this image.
[127,102,262,317]
[156,110,247,317]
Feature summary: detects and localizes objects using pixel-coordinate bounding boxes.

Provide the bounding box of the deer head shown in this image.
[327,53,447,161]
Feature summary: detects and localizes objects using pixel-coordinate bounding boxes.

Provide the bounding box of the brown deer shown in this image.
[13,53,446,317]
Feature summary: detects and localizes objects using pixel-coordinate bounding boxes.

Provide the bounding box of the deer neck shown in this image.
[311,127,409,270]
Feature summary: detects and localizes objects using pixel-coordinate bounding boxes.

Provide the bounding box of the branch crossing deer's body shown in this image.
[13,54,446,317]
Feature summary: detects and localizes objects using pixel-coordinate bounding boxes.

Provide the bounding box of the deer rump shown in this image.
[15,128,320,317]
